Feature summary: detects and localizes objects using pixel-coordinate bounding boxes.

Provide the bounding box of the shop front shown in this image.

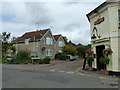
[87,2,120,74]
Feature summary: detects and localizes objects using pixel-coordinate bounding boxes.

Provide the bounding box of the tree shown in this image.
[76,45,91,58]
[62,45,78,56]
[1,32,11,42]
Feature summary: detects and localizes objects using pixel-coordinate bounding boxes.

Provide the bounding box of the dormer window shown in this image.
[46,37,53,45]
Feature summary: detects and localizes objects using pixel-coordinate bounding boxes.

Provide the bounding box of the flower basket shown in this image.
[85,49,94,68]
[103,48,113,55]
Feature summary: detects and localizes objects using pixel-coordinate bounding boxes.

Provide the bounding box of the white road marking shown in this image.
[58,70,65,73]
[66,71,74,74]
[50,70,55,72]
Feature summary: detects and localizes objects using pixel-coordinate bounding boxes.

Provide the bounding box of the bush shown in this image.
[2,57,10,64]
[55,53,68,60]
[38,59,44,64]
[10,50,32,64]
[43,56,51,64]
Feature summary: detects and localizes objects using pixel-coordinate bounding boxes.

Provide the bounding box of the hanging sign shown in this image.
[94,17,105,25]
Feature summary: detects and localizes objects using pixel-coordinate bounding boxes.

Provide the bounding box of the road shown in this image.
[2,59,119,88]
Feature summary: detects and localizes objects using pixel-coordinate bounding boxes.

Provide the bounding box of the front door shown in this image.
[96,45,105,70]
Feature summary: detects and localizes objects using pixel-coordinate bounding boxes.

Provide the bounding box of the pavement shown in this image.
[2,59,120,88]
[75,64,120,81]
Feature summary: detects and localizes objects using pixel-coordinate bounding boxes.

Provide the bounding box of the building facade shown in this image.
[87,2,120,72]
[13,29,65,59]
[53,34,65,53]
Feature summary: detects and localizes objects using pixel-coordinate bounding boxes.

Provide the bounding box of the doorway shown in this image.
[96,45,105,70]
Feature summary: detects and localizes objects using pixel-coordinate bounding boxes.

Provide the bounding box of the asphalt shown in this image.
[2,59,120,88]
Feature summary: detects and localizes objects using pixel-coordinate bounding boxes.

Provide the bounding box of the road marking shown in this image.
[66,71,74,74]
[58,70,65,73]
[50,70,55,72]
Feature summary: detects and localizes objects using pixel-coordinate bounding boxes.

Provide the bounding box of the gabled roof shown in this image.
[53,34,62,41]
[13,29,49,44]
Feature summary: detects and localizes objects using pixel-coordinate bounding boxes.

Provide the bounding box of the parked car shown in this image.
[67,55,78,61]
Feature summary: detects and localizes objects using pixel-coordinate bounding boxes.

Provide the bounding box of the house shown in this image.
[86,1,120,73]
[53,34,65,53]
[13,28,57,59]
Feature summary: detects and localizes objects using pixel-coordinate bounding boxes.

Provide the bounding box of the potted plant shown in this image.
[100,48,113,75]
[85,49,94,71]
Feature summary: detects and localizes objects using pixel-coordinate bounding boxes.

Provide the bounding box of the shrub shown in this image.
[55,53,68,60]
[2,57,10,64]
[10,50,32,64]
[43,56,51,64]
[38,59,44,64]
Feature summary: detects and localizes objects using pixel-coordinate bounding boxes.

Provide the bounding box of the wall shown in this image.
[89,2,120,72]
[55,36,65,54]
[13,30,56,59]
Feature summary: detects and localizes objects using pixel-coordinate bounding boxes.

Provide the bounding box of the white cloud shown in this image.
[1,2,103,45]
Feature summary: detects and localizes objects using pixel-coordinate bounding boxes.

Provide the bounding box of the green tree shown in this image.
[1,32,11,42]
[77,45,91,58]
[62,45,78,56]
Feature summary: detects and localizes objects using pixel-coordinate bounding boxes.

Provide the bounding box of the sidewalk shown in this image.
[79,69,120,81]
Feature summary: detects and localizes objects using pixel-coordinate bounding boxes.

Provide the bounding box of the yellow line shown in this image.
[75,67,120,81]
[78,72,120,80]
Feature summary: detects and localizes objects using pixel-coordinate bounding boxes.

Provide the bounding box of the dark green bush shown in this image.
[43,56,51,64]
[55,53,68,60]
[2,57,10,64]
[10,50,32,64]
[38,59,44,64]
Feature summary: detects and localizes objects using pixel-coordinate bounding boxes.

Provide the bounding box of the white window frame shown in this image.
[46,48,52,56]
[46,37,53,45]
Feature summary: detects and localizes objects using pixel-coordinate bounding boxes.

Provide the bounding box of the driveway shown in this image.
[2,59,119,88]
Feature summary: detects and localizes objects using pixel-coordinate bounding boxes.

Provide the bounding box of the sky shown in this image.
[1,1,105,45]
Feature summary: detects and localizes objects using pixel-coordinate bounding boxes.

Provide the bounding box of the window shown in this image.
[118,10,120,28]
[25,39,30,45]
[46,37,53,45]
[58,41,65,47]
[46,48,52,56]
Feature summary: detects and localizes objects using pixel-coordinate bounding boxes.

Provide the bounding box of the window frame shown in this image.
[46,48,52,56]
[46,37,53,45]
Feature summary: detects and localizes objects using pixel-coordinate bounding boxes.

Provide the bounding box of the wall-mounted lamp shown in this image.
[91,27,101,40]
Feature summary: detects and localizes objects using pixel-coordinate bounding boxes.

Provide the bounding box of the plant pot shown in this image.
[88,67,94,71]
[101,70,109,75]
